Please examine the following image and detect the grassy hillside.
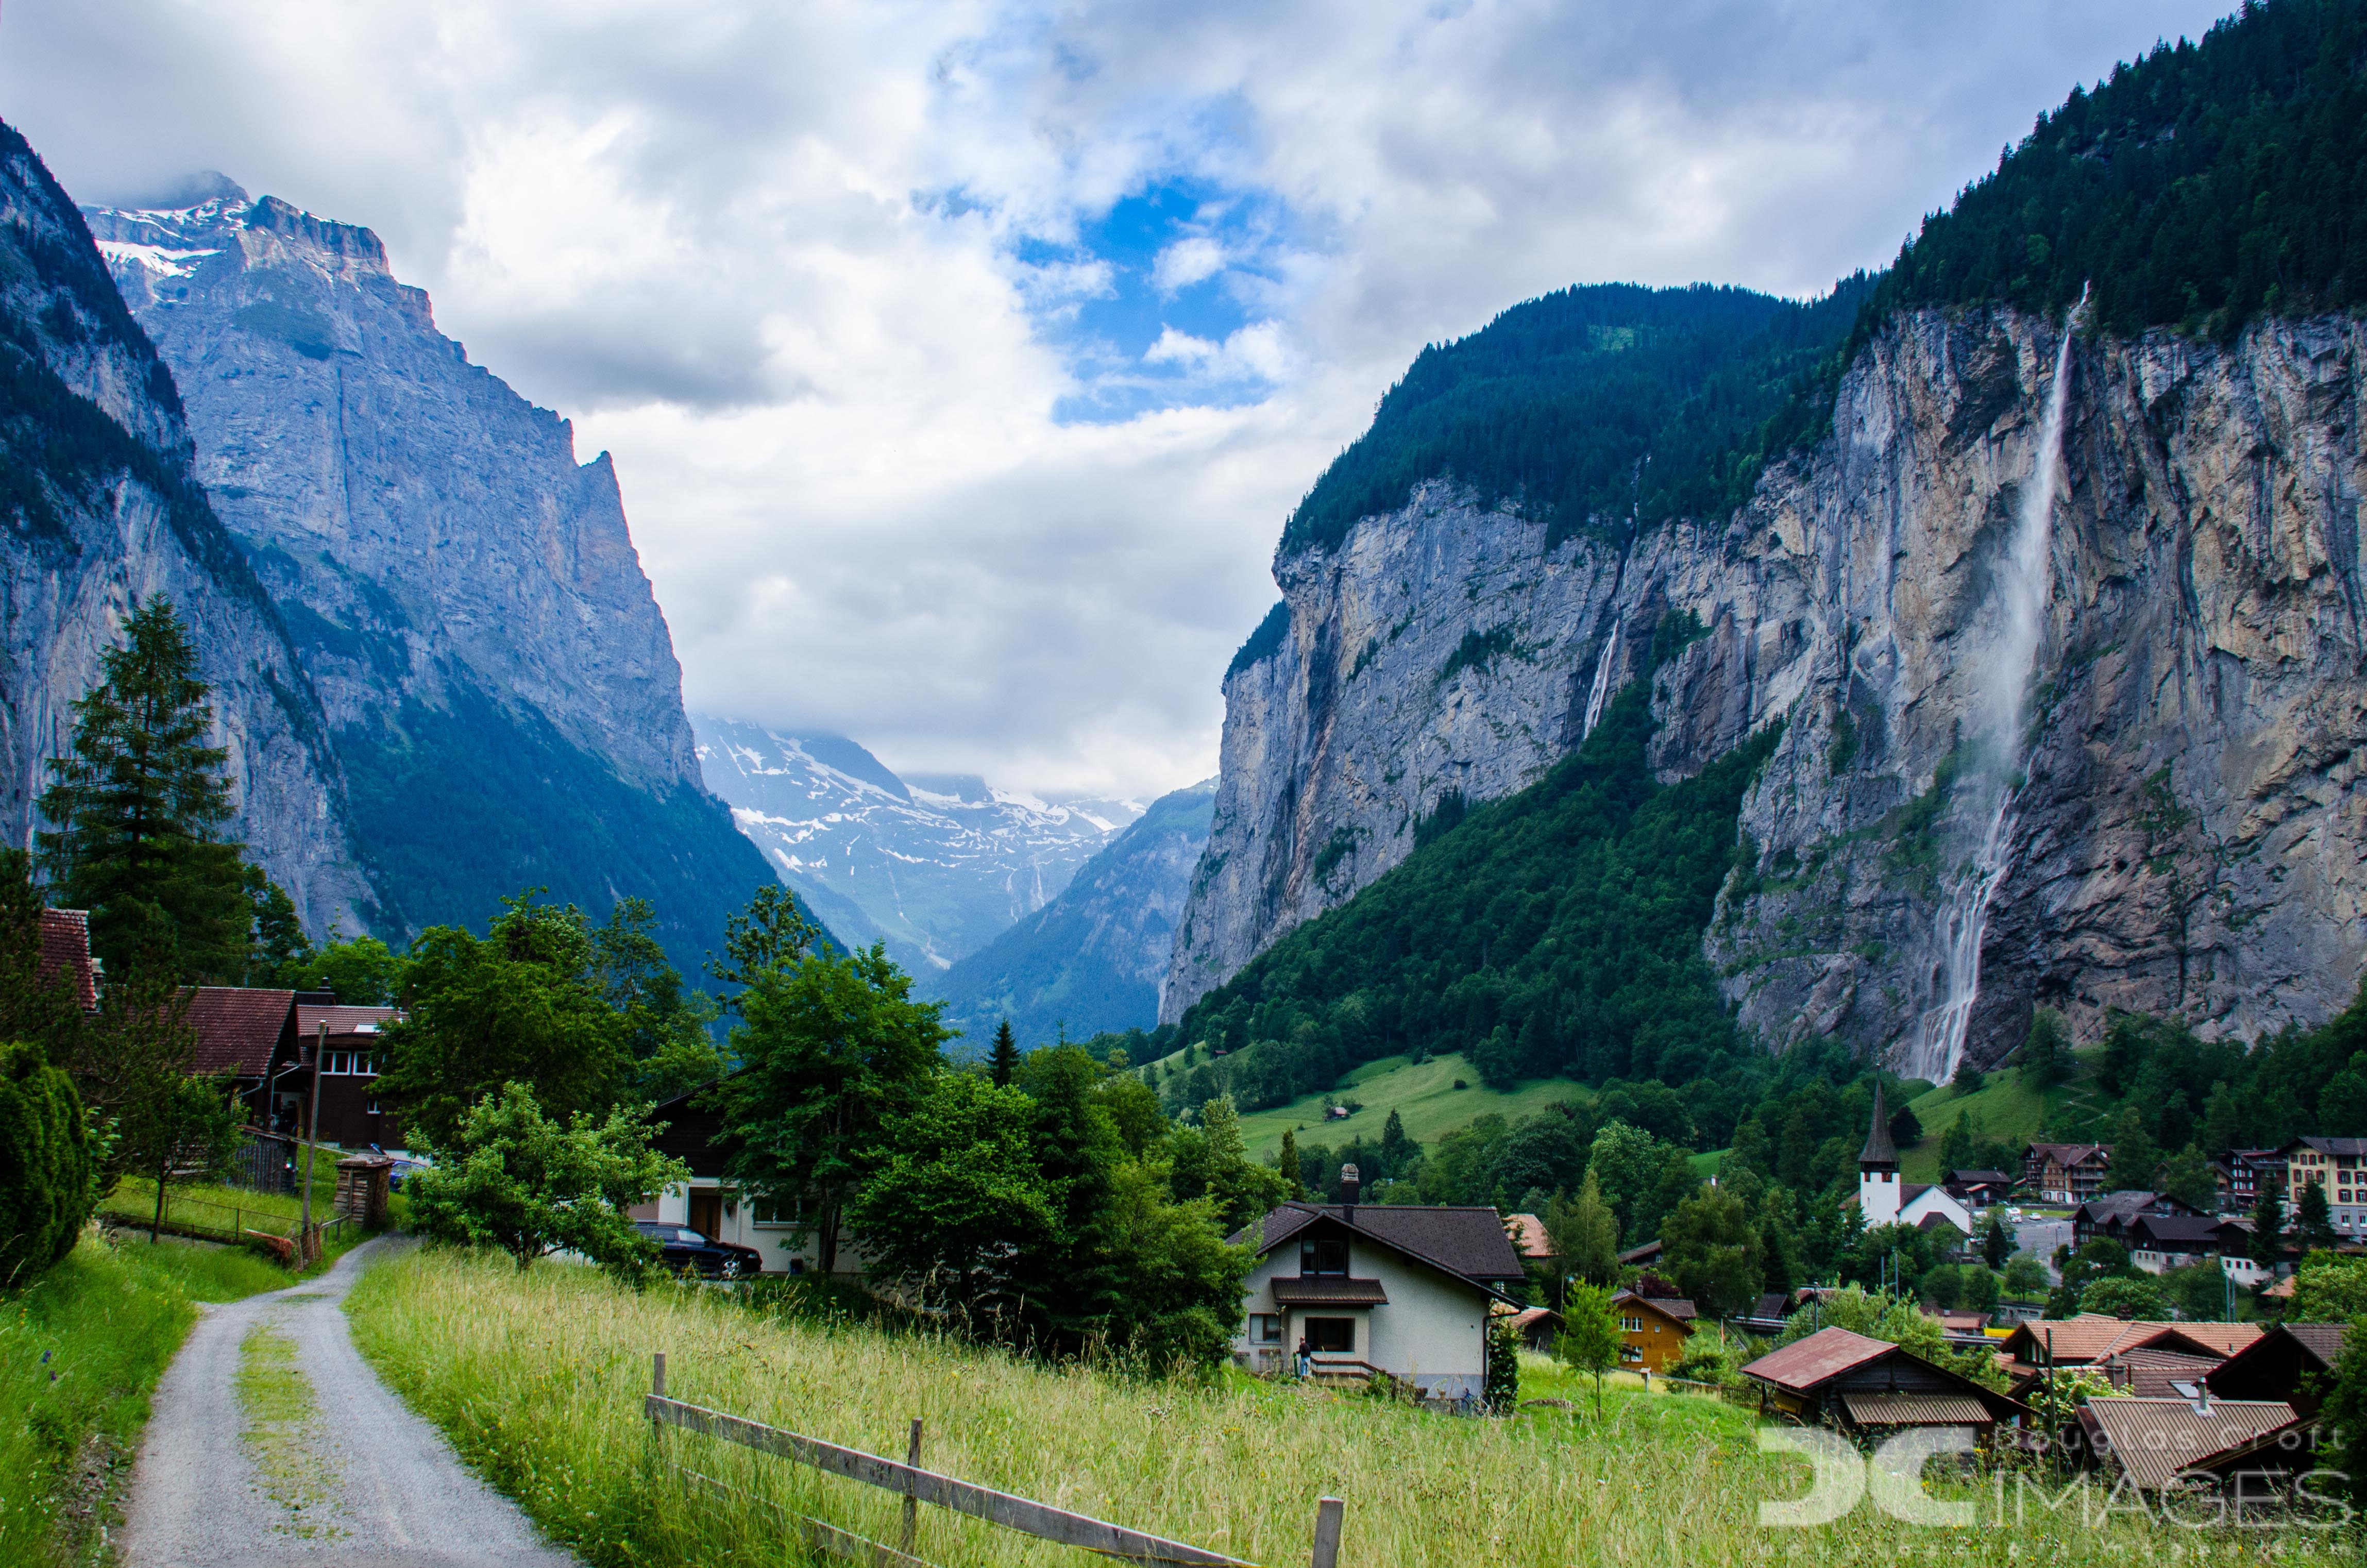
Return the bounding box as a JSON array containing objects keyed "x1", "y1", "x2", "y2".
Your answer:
[
  {"x1": 1899, "y1": 1047, "x2": 2115, "y2": 1183},
  {"x1": 348, "y1": 1245, "x2": 2338, "y2": 1568},
  {"x1": 1227, "y1": 1052, "x2": 1590, "y2": 1163}
]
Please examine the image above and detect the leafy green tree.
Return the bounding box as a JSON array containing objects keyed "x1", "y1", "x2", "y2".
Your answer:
[
  {"x1": 2158, "y1": 1144, "x2": 2217, "y2": 1213},
  {"x1": 68, "y1": 968, "x2": 206, "y2": 1190},
  {"x1": 1095, "y1": 1074, "x2": 1168, "y2": 1159},
  {"x1": 2325, "y1": 1324, "x2": 2367, "y2": 1508},
  {"x1": 1586, "y1": 1120, "x2": 1673, "y2": 1244},
  {"x1": 1950, "y1": 1060, "x2": 1984, "y2": 1095},
  {"x1": 2296, "y1": 1181, "x2": 2340, "y2": 1253},
  {"x1": 1661, "y1": 1181, "x2": 1763, "y2": 1319},
  {"x1": 1922, "y1": 1264, "x2": 1964, "y2": 1310},
  {"x1": 1096, "y1": 1160, "x2": 1255, "y2": 1371},
  {"x1": 406, "y1": 1082, "x2": 683, "y2": 1276},
  {"x1": 378, "y1": 895, "x2": 631, "y2": 1142},
  {"x1": 126, "y1": 1072, "x2": 242, "y2": 1242},
  {"x1": 0, "y1": 1040, "x2": 95, "y2": 1287},
  {"x1": 709, "y1": 883, "x2": 823, "y2": 1009},
  {"x1": 2159, "y1": 1261, "x2": 2239, "y2": 1323},
  {"x1": 1172, "y1": 1095, "x2": 1287, "y2": 1234},
  {"x1": 240, "y1": 865, "x2": 312, "y2": 986},
  {"x1": 1556, "y1": 1280, "x2": 1625, "y2": 1417},
  {"x1": 988, "y1": 1019, "x2": 1021, "y2": 1088},
  {"x1": 2021, "y1": 1008, "x2": 2070, "y2": 1088},
  {"x1": 1726, "y1": 1114, "x2": 1772, "y2": 1180},
  {"x1": 711, "y1": 941, "x2": 946, "y2": 1275},
  {"x1": 2107, "y1": 1104, "x2": 2161, "y2": 1193},
  {"x1": 594, "y1": 896, "x2": 722, "y2": 1103},
  {"x1": 2079, "y1": 1274, "x2": 2170, "y2": 1321},
  {"x1": 1981, "y1": 1211, "x2": 2015, "y2": 1271},
  {"x1": 846, "y1": 1071, "x2": 1053, "y2": 1314},
  {"x1": 1017, "y1": 1044, "x2": 1128, "y2": 1346},
  {"x1": 1548, "y1": 1167, "x2": 1621, "y2": 1288},
  {"x1": 37, "y1": 598, "x2": 246, "y2": 980},
  {"x1": 1483, "y1": 1310, "x2": 1520, "y2": 1413},
  {"x1": 1957, "y1": 1264, "x2": 2000, "y2": 1312},
  {"x1": 1844, "y1": 1223, "x2": 1936, "y2": 1300},
  {"x1": 2048, "y1": 1239, "x2": 2134, "y2": 1318},
  {"x1": 2286, "y1": 1253, "x2": 2367, "y2": 1322},
  {"x1": 299, "y1": 933, "x2": 402, "y2": 1006},
  {"x1": 2002, "y1": 1257, "x2": 2050, "y2": 1298}
]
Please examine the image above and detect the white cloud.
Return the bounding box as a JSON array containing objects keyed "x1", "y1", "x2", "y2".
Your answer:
[{"x1": 0, "y1": 0, "x2": 2236, "y2": 798}]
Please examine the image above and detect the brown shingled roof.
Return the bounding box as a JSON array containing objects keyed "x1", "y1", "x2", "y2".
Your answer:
[
  {"x1": 39, "y1": 908, "x2": 96, "y2": 1010},
  {"x1": 2001, "y1": 1317, "x2": 2258, "y2": 1367},
  {"x1": 184, "y1": 987, "x2": 296, "y2": 1078},
  {"x1": 296, "y1": 1003, "x2": 399, "y2": 1038}
]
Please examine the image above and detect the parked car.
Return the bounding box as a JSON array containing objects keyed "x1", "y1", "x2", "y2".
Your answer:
[{"x1": 634, "y1": 1221, "x2": 763, "y2": 1279}]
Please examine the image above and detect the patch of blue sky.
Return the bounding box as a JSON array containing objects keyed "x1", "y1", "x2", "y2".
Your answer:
[{"x1": 1009, "y1": 174, "x2": 1304, "y2": 424}]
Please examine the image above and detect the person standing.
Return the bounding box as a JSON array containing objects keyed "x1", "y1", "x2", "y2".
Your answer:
[{"x1": 1295, "y1": 1335, "x2": 1312, "y2": 1379}]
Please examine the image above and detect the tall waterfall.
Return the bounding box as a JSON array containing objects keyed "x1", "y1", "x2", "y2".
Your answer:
[
  {"x1": 1581, "y1": 620, "x2": 1622, "y2": 739},
  {"x1": 1901, "y1": 307, "x2": 2082, "y2": 1083}
]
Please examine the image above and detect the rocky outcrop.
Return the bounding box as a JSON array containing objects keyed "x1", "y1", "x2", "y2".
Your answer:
[
  {"x1": 81, "y1": 184, "x2": 776, "y2": 960},
  {"x1": 1168, "y1": 307, "x2": 2367, "y2": 1070},
  {"x1": 0, "y1": 126, "x2": 373, "y2": 932}
]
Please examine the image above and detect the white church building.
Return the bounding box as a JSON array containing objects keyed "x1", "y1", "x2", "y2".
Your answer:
[{"x1": 1855, "y1": 1086, "x2": 1975, "y2": 1242}]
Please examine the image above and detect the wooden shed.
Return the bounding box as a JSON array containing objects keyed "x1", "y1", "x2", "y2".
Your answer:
[{"x1": 1740, "y1": 1326, "x2": 2026, "y2": 1437}]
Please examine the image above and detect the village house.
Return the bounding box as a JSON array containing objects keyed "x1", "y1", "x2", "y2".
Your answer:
[
  {"x1": 2071, "y1": 1189, "x2": 2201, "y2": 1245},
  {"x1": 2210, "y1": 1148, "x2": 2285, "y2": 1213},
  {"x1": 2204, "y1": 1323, "x2": 2350, "y2": 1419},
  {"x1": 1740, "y1": 1326, "x2": 2025, "y2": 1440},
  {"x1": 1994, "y1": 1316, "x2": 2262, "y2": 1402},
  {"x1": 40, "y1": 908, "x2": 98, "y2": 1010},
  {"x1": 2275, "y1": 1136, "x2": 2367, "y2": 1239},
  {"x1": 2079, "y1": 1395, "x2": 2304, "y2": 1496},
  {"x1": 1941, "y1": 1169, "x2": 2014, "y2": 1210},
  {"x1": 2022, "y1": 1142, "x2": 2113, "y2": 1204},
  {"x1": 1229, "y1": 1165, "x2": 1528, "y2": 1400},
  {"x1": 639, "y1": 1082, "x2": 865, "y2": 1275},
  {"x1": 1608, "y1": 1288, "x2": 1694, "y2": 1372}
]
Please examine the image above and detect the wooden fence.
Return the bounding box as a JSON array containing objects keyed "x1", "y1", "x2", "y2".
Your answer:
[{"x1": 646, "y1": 1353, "x2": 1346, "y2": 1568}]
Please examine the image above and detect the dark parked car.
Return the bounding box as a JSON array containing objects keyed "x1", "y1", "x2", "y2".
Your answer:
[{"x1": 634, "y1": 1221, "x2": 763, "y2": 1279}]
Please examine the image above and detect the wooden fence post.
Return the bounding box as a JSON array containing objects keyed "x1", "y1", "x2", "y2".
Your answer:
[
  {"x1": 902, "y1": 1418, "x2": 924, "y2": 1554},
  {"x1": 1310, "y1": 1496, "x2": 1344, "y2": 1568},
  {"x1": 651, "y1": 1353, "x2": 667, "y2": 1445}
]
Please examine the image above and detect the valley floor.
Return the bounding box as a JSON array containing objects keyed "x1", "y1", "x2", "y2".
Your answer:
[{"x1": 347, "y1": 1246, "x2": 2348, "y2": 1567}]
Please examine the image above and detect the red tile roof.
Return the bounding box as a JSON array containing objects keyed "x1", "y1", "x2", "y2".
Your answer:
[
  {"x1": 1505, "y1": 1212, "x2": 1553, "y2": 1258},
  {"x1": 39, "y1": 909, "x2": 96, "y2": 1010},
  {"x1": 184, "y1": 987, "x2": 296, "y2": 1077}
]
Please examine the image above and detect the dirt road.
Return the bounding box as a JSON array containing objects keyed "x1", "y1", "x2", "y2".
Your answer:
[{"x1": 121, "y1": 1236, "x2": 581, "y2": 1567}]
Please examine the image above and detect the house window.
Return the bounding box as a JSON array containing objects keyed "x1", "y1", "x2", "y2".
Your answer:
[
  {"x1": 752, "y1": 1197, "x2": 802, "y2": 1228},
  {"x1": 1304, "y1": 1318, "x2": 1354, "y2": 1353},
  {"x1": 1249, "y1": 1313, "x2": 1283, "y2": 1345},
  {"x1": 1621, "y1": 1344, "x2": 1643, "y2": 1362},
  {"x1": 1622, "y1": 1316, "x2": 1644, "y2": 1333},
  {"x1": 1300, "y1": 1238, "x2": 1348, "y2": 1277},
  {"x1": 365, "y1": 1100, "x2": 381, "y2": 1116}
]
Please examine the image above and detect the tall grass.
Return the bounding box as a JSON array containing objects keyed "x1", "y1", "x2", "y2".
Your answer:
[
  {"x1": 347, "y1": 1247, "x2": 2346, "y2": 1567},
  {"x1": 0, "y1": 1230, "x2": 294, "y2": 1564}
]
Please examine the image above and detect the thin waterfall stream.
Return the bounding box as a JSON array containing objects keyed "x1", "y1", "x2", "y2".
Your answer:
[{"x1": 1901, "y1": 301, "x2": 2083, "y2": 1083}]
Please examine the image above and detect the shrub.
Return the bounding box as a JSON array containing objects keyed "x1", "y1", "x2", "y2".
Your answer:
[{"x1": 0, "y1": 1040, "x2": 94, "y2": 1288}]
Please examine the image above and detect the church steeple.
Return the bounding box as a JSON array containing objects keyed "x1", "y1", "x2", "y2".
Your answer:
[
  {"x1": 1859, "y1": 1085, "x2": 1900, "y2": 1172},
  {"x1": 1858, "y1": 1085, "x2": 1901, "y2": 1227}
]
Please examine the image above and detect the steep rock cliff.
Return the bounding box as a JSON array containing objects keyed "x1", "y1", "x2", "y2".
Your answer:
[
  {"x1": 1169, "y1": 307, "x2": 2367, "y2": 1072},
  {"x1": 82, "y1": 185, "x2": 778, "y2": 961},
  {"x1": 0, "y1": 126, "x2": 372, "y2": 932}
]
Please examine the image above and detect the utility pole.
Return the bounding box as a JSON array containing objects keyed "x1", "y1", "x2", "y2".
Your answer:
[{"x1": 300, "y1": 1021, "x2": 325, "y2": 1264}]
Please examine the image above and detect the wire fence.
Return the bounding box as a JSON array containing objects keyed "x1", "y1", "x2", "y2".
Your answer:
[{"x1": 96, "y1": 1185, "x2": 354, "y2": 1261}]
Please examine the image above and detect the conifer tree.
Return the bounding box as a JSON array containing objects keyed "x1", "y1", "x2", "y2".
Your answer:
[
  {"x1": 1276, "y1": 1127, "x2": 1305, "y2": 1201},
  {"x1": 37, "y1": 599, "x2": 246, "y2": 980},
  {"x1": 989, "y1": 1018, "x2": 1021, "y2": 1089}
]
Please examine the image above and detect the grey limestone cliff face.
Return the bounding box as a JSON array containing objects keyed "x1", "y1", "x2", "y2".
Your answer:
[
  {"x1": 78, "y1": 184, "x2": 775, "y2": 960},
  {"x1": 84, "y1": 190, "x2": 697, "y2": 788},
  {"x1": 1167, "y1": 307, "x2": 2367, "y2": 1071},
  {"x1": 0, "y1": 128, "x2": 373, "y2": 933}
]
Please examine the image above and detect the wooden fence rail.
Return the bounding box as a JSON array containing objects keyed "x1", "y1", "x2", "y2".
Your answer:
[{"x1": 647, "y1": 1353, "x2": 1345, "y2": 1568}]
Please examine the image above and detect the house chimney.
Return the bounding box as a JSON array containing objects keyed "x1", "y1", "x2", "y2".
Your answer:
[{"x1": 1339, "y1": 1163, "x2": 1361, "y2": 1213}]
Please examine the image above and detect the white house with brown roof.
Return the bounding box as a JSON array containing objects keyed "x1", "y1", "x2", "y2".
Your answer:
[
  {"x1": 1228, "y1": 1167, "x2": 1527, "y2": 1400},
  {"x1": 1856, "y1": 1087, "x2": 1972, "y2": 1240}
]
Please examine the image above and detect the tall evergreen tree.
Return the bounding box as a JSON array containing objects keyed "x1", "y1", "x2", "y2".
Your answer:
[
  {"x1": 2253, "y1": 1175, "x2": 2289, "y2": 1267},
  {"x1": 37, "y1": 599, "x2": 246, "y2": 980},
  {"x1": 989, "y1": 1018, "x2": 1021, "y2": 1089},
  {"x1": 1275, "y1": 1127, "x2": 1305, "y2": 1201}
]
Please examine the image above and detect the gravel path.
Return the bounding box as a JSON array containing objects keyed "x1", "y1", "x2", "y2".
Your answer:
[{"x1": 121, "y1": 1235, "x2": 582, "y2": 1568}]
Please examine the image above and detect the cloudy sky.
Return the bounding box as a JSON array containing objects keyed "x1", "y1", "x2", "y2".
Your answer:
[{"x1": 1, "y1": 0, "x2": 2231, "y2": 801}]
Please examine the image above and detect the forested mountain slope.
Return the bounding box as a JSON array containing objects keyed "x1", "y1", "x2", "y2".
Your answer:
[
  {"x1": 1168, "y1": 0, "x2": 2367, "y2": 1080},
  {"x1": 0, "y1": 125, "x2": 373, "y2": 932}
]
